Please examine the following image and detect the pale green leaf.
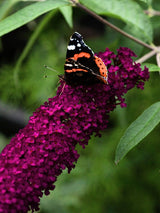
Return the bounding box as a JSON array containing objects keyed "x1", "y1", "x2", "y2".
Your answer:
[
  {"x1": 115, "y1": 102, "x2": 160, "y2": 164},
  {"x1": 59, "y1": 5, "x2": 73, "y2": 28},
  {"x1": 0, "y1": 0, "x2": 20, "y2": 20},
  {"x1": 137, "y1": 0, "x2": 152, "y2": 5},
  {"x1": 0, "y1": 0, "x2": 69, "y2": 37},
  {"x1": 80, "y1": 0, "x2": 153, "y2": 43},
  {"x1": 141, "y1": 63, "x2": 160, "y2": 72}
]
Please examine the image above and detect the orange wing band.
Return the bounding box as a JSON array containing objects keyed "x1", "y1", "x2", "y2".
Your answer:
[
  {"x1": 94, "y1": 56, "x2": 108, "y2": 84},
  {"x1": 72, "y1": 52, "x2": 91, "y2": 61},
  {"x1": 65, "y1": 68, "x2": 88, "y2": 73}
]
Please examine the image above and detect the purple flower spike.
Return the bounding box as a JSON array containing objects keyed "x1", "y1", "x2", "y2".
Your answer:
[{"x1": 0, "y1": 47, "x2": 149, "y2": 212}]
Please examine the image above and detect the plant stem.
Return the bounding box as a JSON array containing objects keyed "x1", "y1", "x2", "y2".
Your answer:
[
  {"x1": 13, "y1": 10, "x2": 56, "y2": 87},
  {"x1": 70, "y1": 0, "x2": 155, "y2": 51},
  {"x1": 136, "y1": 49, "x2": 157, "y2": 63},
  {"x1": 144, "y1": 9, "x2": 160, "y2": 16}
]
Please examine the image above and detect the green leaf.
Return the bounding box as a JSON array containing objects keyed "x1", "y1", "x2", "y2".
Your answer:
[
  {"x1": 138, "y1": 0, "x2": 152, "y2": 5},
  {"x1": 59, "y1": 5, "x2": 73, "y2": 28},
  {"x1": 141, "y1": 63, "x2": 160, "y2": 72},
  {"x1": 0, "y1": 0, "x2": 19, "y2": 21},
  {"x1": 115, "y1": 102, "x2": 160, "y2": 164},
  {"x1": 80, "y1": 0, "x2": 153, "y2": 43},
  {"x1": 0, "y1": 0, "x2": 69, "y2": 37}
]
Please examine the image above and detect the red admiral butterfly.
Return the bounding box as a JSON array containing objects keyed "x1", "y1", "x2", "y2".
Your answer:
[{"x1": 63, "y1": 32, "x2": 108, "y2": 86}]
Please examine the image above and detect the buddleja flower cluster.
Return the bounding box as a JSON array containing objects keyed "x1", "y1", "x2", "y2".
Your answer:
[{"x1": 0, "y1": 47, "x2": 149, "y2": 212}]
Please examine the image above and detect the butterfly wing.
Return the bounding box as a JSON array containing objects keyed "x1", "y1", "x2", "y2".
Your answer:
[{"x1": 66, "y1": 32, "x2": 94, "y2": 58}]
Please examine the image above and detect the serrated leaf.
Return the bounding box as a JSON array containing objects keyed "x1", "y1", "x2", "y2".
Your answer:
[
  {"x1": 59, "y1": 5, "x2": 73, "y2": 28},
  {"x1": 141, "y1": 63, "x2": 160, "y2": 72},
  {"x1": 0, "y1": 0, "x2": 69, "y2": 37},
  {"x1": 115, "y1": 102, "x2": 160, "y2": 164},
  {"x1": 80, "y1": 0, "x2": 153, "y2": 43}
]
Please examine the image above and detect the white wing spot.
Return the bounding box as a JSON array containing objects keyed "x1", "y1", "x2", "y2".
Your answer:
[
  {"x1": 77, "y1": 43, "x2": 81, "y2": 47},
  {"x1": 68, "y1": 45, "x2": 76, "y2": 50},
  {"x1": 65, "y1": 64, "x2": 73, "y2": 67}
]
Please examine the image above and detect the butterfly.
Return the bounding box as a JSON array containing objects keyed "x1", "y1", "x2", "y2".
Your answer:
[{"x1": 62, "y1": 32, "x2": 108, "y2": 86}]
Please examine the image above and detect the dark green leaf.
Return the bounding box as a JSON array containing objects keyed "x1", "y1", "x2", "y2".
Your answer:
[{"x1": 115, "y1": 102, "x2": 160, "y2": 164}]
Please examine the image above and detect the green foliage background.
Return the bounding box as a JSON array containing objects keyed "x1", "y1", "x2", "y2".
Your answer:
[{"x1": 0, "y1": 0, "x2": 159, "y2": 212}]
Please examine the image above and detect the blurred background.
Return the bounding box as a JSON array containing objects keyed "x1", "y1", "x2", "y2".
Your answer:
[{"x1": 0, "y1": 0, "x2": 159, "y2": 212}]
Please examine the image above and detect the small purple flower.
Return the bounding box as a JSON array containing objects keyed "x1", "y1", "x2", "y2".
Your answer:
[{"x1": 0, "y1": 47, "x2": 149, "y2": 212}]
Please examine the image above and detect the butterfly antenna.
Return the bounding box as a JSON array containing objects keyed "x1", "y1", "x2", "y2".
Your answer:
[{"x1": 44, "y1": 65, "x2": 59, "y2": 74}]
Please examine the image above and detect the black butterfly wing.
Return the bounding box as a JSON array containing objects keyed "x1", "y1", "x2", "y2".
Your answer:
[{"x1": 66, "y1": 32, "x2": 94, "y2": 58}]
